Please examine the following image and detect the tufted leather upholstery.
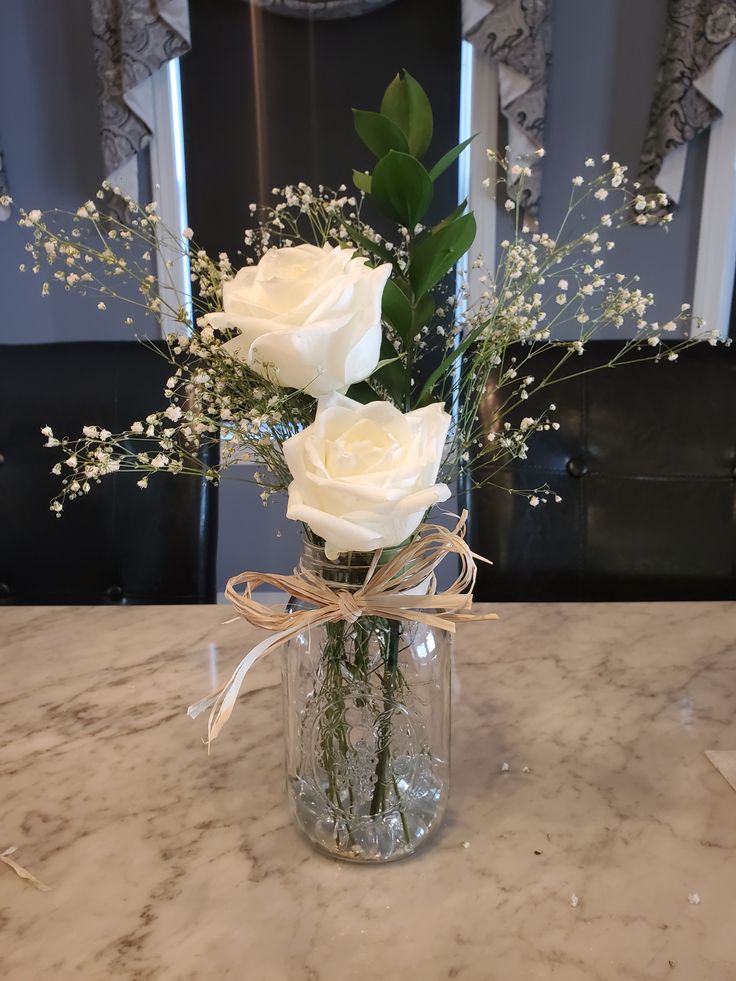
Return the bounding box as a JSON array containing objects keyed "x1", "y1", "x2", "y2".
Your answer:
[
  {"x1": 0, "y1": 342, "x2": 218, "y2": 604},
  {"x1": 466, "y1": 341, "x2": 736, "y2": 601}
]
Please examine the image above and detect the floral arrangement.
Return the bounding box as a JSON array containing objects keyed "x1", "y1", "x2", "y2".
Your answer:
[{"x1": 12, "y1": 71, "x2": 724, "y2": 862}]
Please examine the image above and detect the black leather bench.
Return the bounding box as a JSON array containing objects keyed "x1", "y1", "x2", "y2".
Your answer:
[
  {"x1": 0, "y1": 341, "x2": 218, "y2": 604},
  {"x1": 466, "y1": 341, "x2": 736, "y2": 601}
]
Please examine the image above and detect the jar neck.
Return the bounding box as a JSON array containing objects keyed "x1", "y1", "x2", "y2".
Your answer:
[{"x1": 299, "y1": 538, "x2": 404, "y2": 590}]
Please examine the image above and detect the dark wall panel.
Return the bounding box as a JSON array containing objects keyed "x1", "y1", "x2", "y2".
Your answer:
[{"x1": 180, "y1": 0, "x2": 462, "y2": 261}]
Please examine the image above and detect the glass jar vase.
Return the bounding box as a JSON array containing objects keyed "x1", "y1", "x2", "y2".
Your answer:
[{"x1": 281, "y1": 540, "x2": 452, "y2": 863}]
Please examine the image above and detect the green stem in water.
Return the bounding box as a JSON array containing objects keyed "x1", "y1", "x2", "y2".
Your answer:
[{"x1": 370, "y1": 620, "x2": 404, "y2": 825}]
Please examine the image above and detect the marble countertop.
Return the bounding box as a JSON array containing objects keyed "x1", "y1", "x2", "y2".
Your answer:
[{"x1": 1, "y1": 603, "x2": 736, "y2": 980}]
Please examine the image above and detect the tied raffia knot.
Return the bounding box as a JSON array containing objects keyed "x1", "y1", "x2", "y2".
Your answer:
[
  {"x1": 187, "y1": 511, "x2": 498, "y2": 750},
  {"x1": 335, "y1": 590, "x2": 363, "y2": 625}
]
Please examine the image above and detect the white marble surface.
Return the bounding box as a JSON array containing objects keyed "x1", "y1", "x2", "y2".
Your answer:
[{"x1": 1, "y1": 602, "x2": 736, "y2": 980}]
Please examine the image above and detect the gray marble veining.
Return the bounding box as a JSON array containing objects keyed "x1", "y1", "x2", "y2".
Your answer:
[{"x1": 1, "y1": 602, "x2": 735, "y2": 980}]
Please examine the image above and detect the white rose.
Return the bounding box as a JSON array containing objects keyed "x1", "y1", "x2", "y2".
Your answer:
[
  {"x1": 283, "y1": 393, "x2": 451, "y2": 559},
  {"x1": 205, "y1": 243, "x2": 391, "y2": 397}
]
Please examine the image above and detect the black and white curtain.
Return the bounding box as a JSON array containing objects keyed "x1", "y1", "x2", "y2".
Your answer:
[
  {"x1": 90, "y1": 0, "x2": 191, "y2": 177},
  {"x1": 639, "y1": 0, "x2": 736, "y2": 207},
  {"x1": 463, "y1": 0, "x2": 552, "y2": 218}
]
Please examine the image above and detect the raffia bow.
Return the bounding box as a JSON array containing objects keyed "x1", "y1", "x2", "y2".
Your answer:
[{"x1": 187, "y1": 512, "x2": 498, "y2": 749}]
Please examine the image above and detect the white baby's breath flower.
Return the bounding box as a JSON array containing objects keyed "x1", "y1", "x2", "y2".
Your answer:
[
  {"x1": 504, "y1": 199, "x2": 515, "y2": 212},
  {"x1": 137, "y1": 477, "x2": 149, "y2": 489},
  {"x1": 572, "y1": 176, "x2": 584, "y2": 187},
  {"x1": 130, "y1": 421, "x2": 144, "y2": 434},
  {"x1": 164, "y1": 404, "x2": 183, "y2": 422},
  {"x1": 151, "y1": 453, "x2": 169, "y2": 468}
]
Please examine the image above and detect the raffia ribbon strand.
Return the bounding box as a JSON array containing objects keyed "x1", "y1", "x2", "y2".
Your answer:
[
  {"x1": 1, "y1": 847, "x2": 51, "y2": 892},
  {"x1": 187, "y1": 511, "x2": 498, "y2": 749}
]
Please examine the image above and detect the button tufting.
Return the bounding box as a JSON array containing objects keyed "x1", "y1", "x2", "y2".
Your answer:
[
  {"x1": 566, "y1": 458, "x2": 588, "y2": 478},
  {"x1": 0, "y1": 452, "x2": 5, "y2": 465},
  {"x1": 0, "y1": 583, "x2": 9, "y2": 597},
  {"x1": 106, "y1": 585, "x2": 123, "y2": 601}
]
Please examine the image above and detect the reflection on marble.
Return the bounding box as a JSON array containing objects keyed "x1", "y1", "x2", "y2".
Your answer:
[{"x1": 1, "y1": 602, "x2": 736, "y2": 980}]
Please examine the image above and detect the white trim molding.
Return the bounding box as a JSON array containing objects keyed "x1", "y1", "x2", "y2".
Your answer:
[
  {"x1": 149, "y1": 58, "x2": 192, "y2": 337},
  {"x1": 460, "y1": 40, "x2": 499, "y2": 302},
  {"x1": 105, "y1": 59, "x2": 192, "y2": 338},
  {"x1": 691, "y1": 41, "x2": 736, "y2": 339}
]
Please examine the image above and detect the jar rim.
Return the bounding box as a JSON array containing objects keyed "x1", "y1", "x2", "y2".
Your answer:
[{"x1": 299, "y1": 537, "x2": 407, "y2": 585}]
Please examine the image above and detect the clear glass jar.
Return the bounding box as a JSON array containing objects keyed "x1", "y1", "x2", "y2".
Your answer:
[{"x1": 281, "y1": 540, "x2": 452, "y2": 863}]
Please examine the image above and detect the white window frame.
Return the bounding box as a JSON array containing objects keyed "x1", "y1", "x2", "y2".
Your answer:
[
  {"x1": 691, "y1": 41, "x2": 736, "y2": 339},
  {"x1": 458, "y1": 39, "x2": 498, "y2": 295},
  {"x1": 149, "y1": 58, "x2": 192, "y2": 337}
]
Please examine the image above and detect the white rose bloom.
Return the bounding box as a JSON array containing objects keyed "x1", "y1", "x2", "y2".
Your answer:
[
  {"x1": 206, "y1": 243, "x2": 391, "y2": 397},
  {"x1": 283, "y1": 393, "x2": 451, "y2": 559}
]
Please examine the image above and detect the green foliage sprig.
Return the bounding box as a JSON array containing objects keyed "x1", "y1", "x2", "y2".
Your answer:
[{"x1": 350, "y1": 70, "x2": 477, "y2": 410}]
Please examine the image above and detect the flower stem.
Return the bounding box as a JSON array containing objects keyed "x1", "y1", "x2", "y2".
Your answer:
[{"x1": 370, "y1": 620, "x2": 403, "y2": 822}]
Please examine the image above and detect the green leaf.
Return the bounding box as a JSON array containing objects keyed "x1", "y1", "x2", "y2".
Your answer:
[
  {"x1": 352, "y1": 169, "x2": 372, "y2": 194},
  {"x1": 375, "y1": 354, "x2": 402, "y2": 371},
  {"x1": 341, "y1": 219, "x2": 396, "y2": 267},
  {"x1": 419, "y1": 199, "x2": 468, "y2": 238},
  {"x1": 380, "y1": 70, "x2": 433, "y2": 158},
  {"x1": 409, "y1": 212, "x2": 476, "y2": 298},
  {"x1": 344, "y1": 381, "x2": 377, "y2": 404},
  {"x1": 353, "y1": 109, "x2": 409, "y2": 158},
  {"x1": 429, "y1": 136, "x2": 475, "y2": 181},
  {"x1": 382, "y1": 278, "x2": 413, "y2": 341},
  {"x1": 371, "y1": 336, "x2": 407, "y2": 404},
  {"x1": 412, "y1": 291, "x2": 436, "y2": 332},
  {"x1": 371, "y1": 150, "x2": 433, "y2": 228}
]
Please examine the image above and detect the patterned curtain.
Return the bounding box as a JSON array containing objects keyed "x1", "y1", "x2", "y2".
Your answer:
[
  {"x1": 248, "y1": 0, "x2": 397, "y2": 18},
  {"x1": 90, "y1": 0, "x2": 191, "y2": 177},
  {"x1": 463, "y1": 0, "x2": 552, "y2": 219},
  {"x1": 638, "y1": 0, "x2": 736, "y2": 208}
]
